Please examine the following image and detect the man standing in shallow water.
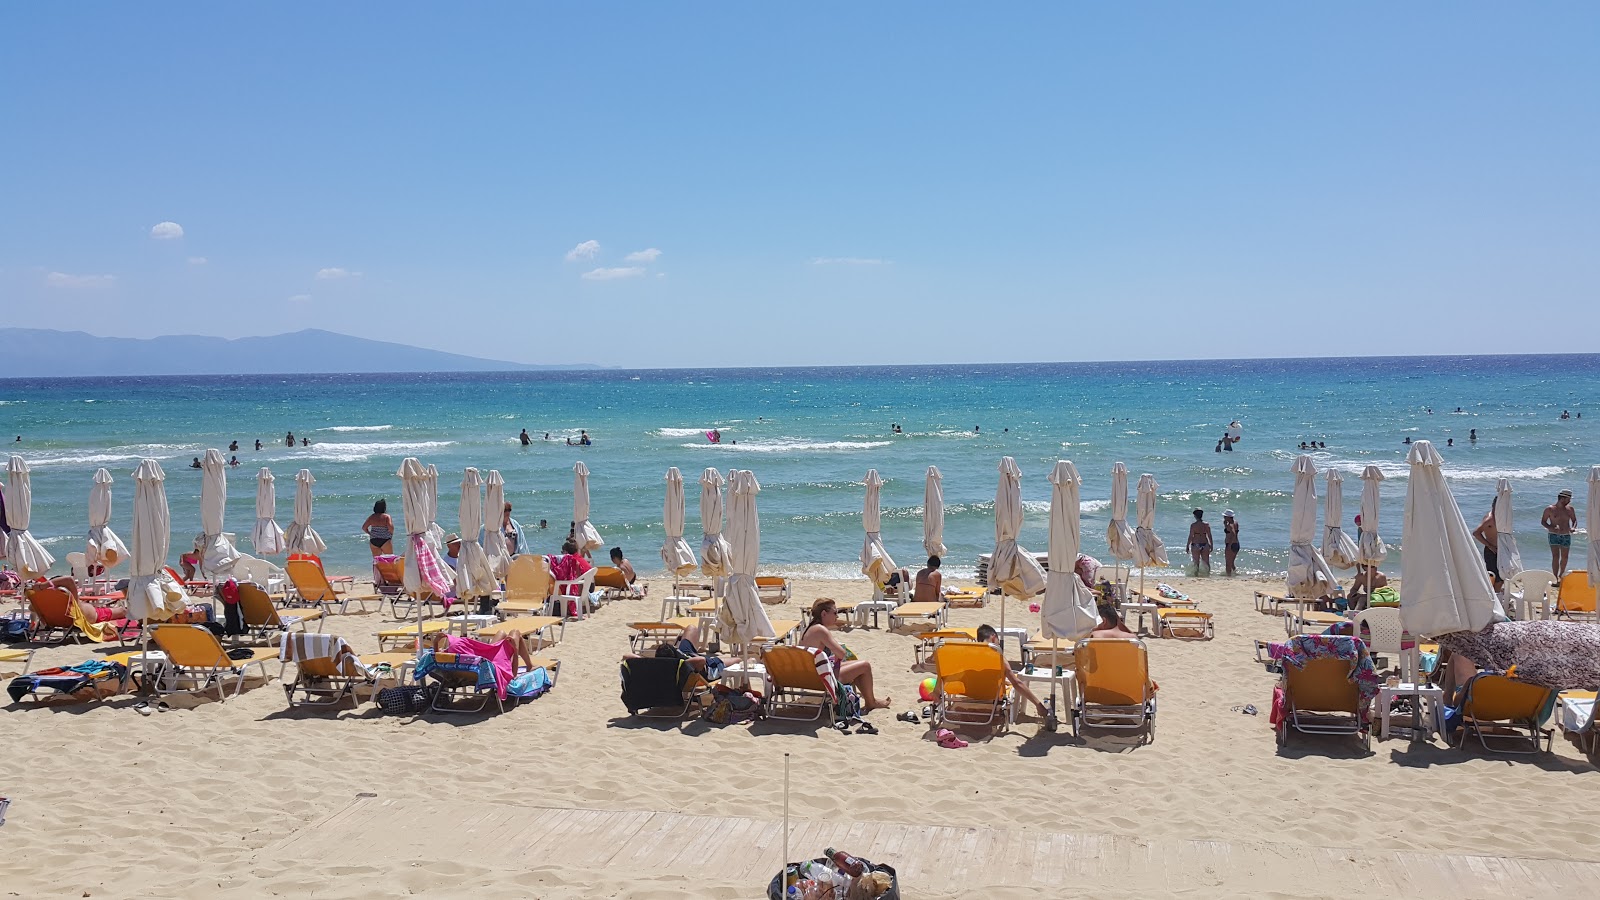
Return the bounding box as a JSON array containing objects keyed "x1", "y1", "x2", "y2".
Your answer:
[{"x1": 1542, "y1": 489, "x2": 1578, "y2": 578}]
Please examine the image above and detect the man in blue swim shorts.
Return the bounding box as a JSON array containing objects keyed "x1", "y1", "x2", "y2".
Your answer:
[{"x1": 1541, "y1": 489, "x2": 1577, "y2": 578}]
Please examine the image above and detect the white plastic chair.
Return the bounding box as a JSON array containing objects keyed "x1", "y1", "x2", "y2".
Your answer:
[
  {"x1": 1352, "y1": 606, "x2": 1416, "y2": 682},
  {"x1": 548, "y1": 568, "x2": 597, "y2": 619},
  {"x1": 1505, "y1": 569, "x2": 1556, "y2": 621}
]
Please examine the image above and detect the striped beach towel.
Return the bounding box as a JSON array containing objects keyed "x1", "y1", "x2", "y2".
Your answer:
[{"x1": 280, "y1": 632, "x2": 369, "y2": 677}]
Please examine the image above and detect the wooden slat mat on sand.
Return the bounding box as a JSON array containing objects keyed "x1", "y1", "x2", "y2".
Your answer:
[{"x1": 265, "y1": 798, "x2": 1600, "y2": 897}]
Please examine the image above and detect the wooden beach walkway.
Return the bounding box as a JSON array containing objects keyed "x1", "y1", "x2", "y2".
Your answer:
[{"x1": 264, "y1": 797, "x2": 1600, "y2": 897}]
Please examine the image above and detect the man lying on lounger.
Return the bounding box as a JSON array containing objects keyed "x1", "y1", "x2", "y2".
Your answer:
[{"x1": 624, "y1": 623, "x2": 725, "y2": 681}]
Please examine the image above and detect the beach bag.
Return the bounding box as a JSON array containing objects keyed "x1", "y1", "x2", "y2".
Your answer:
[
  {"x1": 376, "y1": 685, "x2": 429, "y2": 714},
  {"x1": 218, "y1": 580, "x2": 248, "y2": 636},
  {"x1": 1, "y1": 616, "x2": 29, "y2": 644},
  {"x1": 703, "y1": 684, "x2": 764, "y2": 725},
  {"x1": 835, "y1": 684, "x2": 863, "y2": 721}
]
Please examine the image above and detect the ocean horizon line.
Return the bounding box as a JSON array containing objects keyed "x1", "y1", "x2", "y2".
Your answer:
[{"x1": 5, "y1": 350, "x2": 1600, "y2": 384}]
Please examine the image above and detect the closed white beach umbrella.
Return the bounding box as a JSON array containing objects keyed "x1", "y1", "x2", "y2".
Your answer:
[
  {"x1": 283, "y1": 469, "x2": 327, "y2": 555},
  {"x1": 1357, "y1": 466, "x2": 1388, "y2": 566},
  {"x1": 1133, "y1": 473, "x2": 1169, "y2": 568},
  {"x1": 127, "y1": 459, "x2": 186, "y2": 622},
  {"x1": 572, "y1": 461, "x2": 603, "y2": 552},
  {"x1": 1322, "y1": 469, "x2": 1360, "y2": 570},
  {"x1": 86, "y1": 468, "x2": 128, "y2": 570},
  {"x1": 661, "y1": 467, "x2": 697, "y2": 576},
  {"x1": 483, "y1": 469, "x2": 511, "y2": 578},
  {"x1": 423, "y1": 463, "x2": 445, "y2": 551},
  {"x1": 1400, "y1": 440, "x2": 1503, "y2": 637},
  {"x1": 5, "y1": 455, "x2": 54, "y2": 577},
  {"x1": 860, "y1": 469, "x2": 897, "y2": 584},
  {"x1": 252, "y1": 468, "x2": 286, "y2": 557},
  {"x1": 1287, "y1": 456, "x2": 1336, "y2": 599},
  {"x1": 699, "y1": 467, "x2": 732, "y2": 577},
  {"x1": 991, "y1": 457, "x2": 1046, "y2": 599},
  {"x1": 1588, "y1": 468, "x2": 1600, "y2": 592},
  {"x1": 923, "y1": 466, "x2": 947, "y2": 559},
  {"x1": 993, "y1": 457, "x2": 1045, "y2": 653},
  {"x1": 1493, "y1": 478, "x2": 1524, "y2": 584},
  {"x1": 398, "y1": 457, "x2": 451, "y2": 598},
  {"x1": 454, "y1": 467, "x2": 496, "y2": 599},
  {"x1": 717, "y1": 469, "x2": 774, "y2": 648},
  {"x1": 1106, "y1": 462, "x2": 1137, "y2": 564},
  {"x1": 1044, "y1": 461, "x2": 1100, "y2": 641},
  {"x1": 198, "y1": 449, "x2": 241, "y2": 579}
]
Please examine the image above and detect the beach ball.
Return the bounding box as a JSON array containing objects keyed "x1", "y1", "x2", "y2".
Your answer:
[{"x1": 918, "y1": 676, "x2": 940, "y2": 702}]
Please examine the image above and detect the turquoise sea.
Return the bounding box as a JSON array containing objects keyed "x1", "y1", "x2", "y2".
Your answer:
[{"x1": 1, "y1": 356, "x2": 1595, "y2": 580}]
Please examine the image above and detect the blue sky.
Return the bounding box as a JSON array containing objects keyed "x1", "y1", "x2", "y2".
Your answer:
[{"x1": 3, "y1": 4, "x2": 1596, "y2": 368}]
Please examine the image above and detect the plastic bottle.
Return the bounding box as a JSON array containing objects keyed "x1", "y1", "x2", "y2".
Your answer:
[{"x1": 825, "y1": 847, "x2": 866, "y2": 878}]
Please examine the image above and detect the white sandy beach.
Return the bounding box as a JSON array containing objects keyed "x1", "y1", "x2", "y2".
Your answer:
[{"x1": 5, "y1": 574, "x2": 1600, "y2": 899}]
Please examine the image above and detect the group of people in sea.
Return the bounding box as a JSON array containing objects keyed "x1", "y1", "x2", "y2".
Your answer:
[
  {"x1": 1473, "y1": 487, "x2": 1583, "y2": 584},
  {"x1": 183, "y1": 433, "x2": 311, "y2": 471},
  {"x1": 519, "y1": 428, "x2": 590, "y2": 446}
]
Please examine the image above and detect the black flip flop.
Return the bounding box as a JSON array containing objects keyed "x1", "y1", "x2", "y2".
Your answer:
[
  {"x1": 833, "y1": 719, "x2": 852, "y2": 733},
  {"x1": 856, "y1": 721, "x2": 879, "y2": 735},
  {"x1": 896, "y1": 711, "x2": 920, "y2": 724}
]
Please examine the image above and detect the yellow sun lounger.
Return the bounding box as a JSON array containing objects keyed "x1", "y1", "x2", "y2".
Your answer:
[
  {"x1": 1157, "y1": 607, "x2": 1214, "y2": 640},
  {"x1": 1455, "y1": 674, "x2": 1556, "y2": 754},
  {"x1": 376, "y1": 620, "x2": 449, "y2": 652},
  {"x1": 889, "y1": 601, "x2": 947, "y2": 632},
  {"x1": 498, "y1": 555, "x2": 554, "y2": 616},
  {"x1": 762, "y1": 645, "x2": 835, "y2": 722},
  {"x1": 942, "y1": 587, "x2": 988, "y2": 609},
  {"x1": 627, "y1": 618, "x2": 700, "y2": 652},
  {"x1": 0, "y1": 647, "x2": 36, "y2": 675},
  {"x1": 239, "y1": 583, "x2": 323, "y2": 641},
  {"x1": 476, "y1": 615, "x2": 564, "y2": 650},
  {"x1": 151, "y1": 624, "x2": 278, "y2": 702},
  {"x1": 914, "y1": 626, "x2": 980, "y2": 667},
  {"x1": 279, "y1": 632, "x2": 373, "y2": 708},
  {"x1": 1072, "y1": 637, "x2": 1156, "y2": 740},
  {"x1": 286, "y1": 559, "x2": 382, "y2": 615},
  {"x1": 933, "y1": 641, "x2": 1014, "y2": 731},
  {"x1": 757, "y1": 576, "x2": 791, "y2": 604}
]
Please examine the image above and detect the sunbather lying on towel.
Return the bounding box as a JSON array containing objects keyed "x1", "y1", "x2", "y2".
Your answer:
[
  {"x1": 43, "y1": 576, "x2": 129, "y2": 624},
  {"x1": 423, "y1": 631, "x2": 541, "y2": 698},
  {"x1": 624, "y1": 623, "x2": 724, "y2": 680}
]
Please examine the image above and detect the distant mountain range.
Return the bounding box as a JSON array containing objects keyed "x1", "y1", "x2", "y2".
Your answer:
[{"x1": 1, "y1": 329, "x2": 599, "y2": 377}]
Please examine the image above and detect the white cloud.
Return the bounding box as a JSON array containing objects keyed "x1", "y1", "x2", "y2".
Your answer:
[
  {"x1": 288, "y1": 293, "x2": 313, "y2": 303},
  {"x1": 581, "y1": 266, "x2": 646, "y2": 281},
  {"x1": 624, "y1": 247, "x2": 662, "y2": 264},
  {"x1": 188, "y1": 256, "x2": 207, "y2": 266},
  {"x1": 315, "y1": 267, "x2": 361, "y2": 280},
  {"x1": 45, "y1": 271, "x2": 116, "y2": 288},
  {"x1": 150, "y1": 221, "x2": 184, "y2": 240},
  {"x1": 565, "y1": 240, "x2": 601, "y2": 262},
  {"x1": 810, "y1": 257, "x2": 889, "y2": 266}
]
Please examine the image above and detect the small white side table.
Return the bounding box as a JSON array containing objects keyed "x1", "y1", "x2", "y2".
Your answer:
[
  {"x1": 126, "y1": 651, "x2": 171, "y2": 692},
  {"x1": 448, "y1": 614, "x2": 497, "y2": 635},
  {"x1": 1119, "y1": 602, "x2": 1160, "y2": 636},
  {"x1": 1377, "y1": 683, "x2": 1444, "y2": 740},
  {"x1": 854, "y1": 600, "x2": 897, "y2": 630}
]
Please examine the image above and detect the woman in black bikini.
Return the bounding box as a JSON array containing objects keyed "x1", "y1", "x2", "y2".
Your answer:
[
  {"x1": 1222, "y1": 510, "x2": 1240, "y2": 576},
  {"x1": 1186, "y1": 508, "x2": 1213, "y2": 575},
  {"x1": 362, "y1": 498, "x2": 394, "y2": 556}
]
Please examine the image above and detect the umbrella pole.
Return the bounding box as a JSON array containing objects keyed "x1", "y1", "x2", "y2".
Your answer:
[
  {"x1": 1048, "y1": 636, "x2": 1060, "y2": 732},
  {"x1": 782, "y1": 751, "x2": 791, "y2": 880}
]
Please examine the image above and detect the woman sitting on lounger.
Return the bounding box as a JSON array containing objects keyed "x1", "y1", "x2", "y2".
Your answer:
[{"x1": 799, "y1": 598, "x2": 890, "y2": 712}]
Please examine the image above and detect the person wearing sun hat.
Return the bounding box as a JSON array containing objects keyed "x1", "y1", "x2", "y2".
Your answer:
[
  {"x1": 1541, "y1": 489, "x2": 1578, "y2": 578},
  {"x1": 1222, "y1": 509, "x2": 1240, "y2": 576}
]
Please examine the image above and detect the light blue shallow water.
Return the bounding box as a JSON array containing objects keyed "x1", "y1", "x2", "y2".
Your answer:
[{"x1": 1, "y1": 356, "x2": 1595, "y2": 580}]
